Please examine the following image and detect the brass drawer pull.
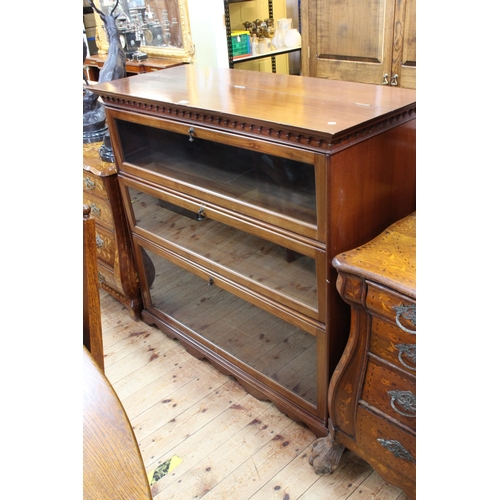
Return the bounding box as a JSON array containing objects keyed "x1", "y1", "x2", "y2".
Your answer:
[
  {"x1": 394, "y1": 303, "x2": 416, "y2": 334},
  {"x1": 377, "y1": 439, "x2": 415, "y2": 463},
  {"x1": 388, "y1": 390, "x2": 416, "y2": 417},
  {"x1": 395, "y1": 343, "x2": 416, "y2": 371},
  {"x1": 197, "y1": 206, "x2": 206, "y2": 221},
  {"x1": 90, "y1": 203, "x2": 101, "y2": 217},
  {"x1": 83, "y1": 176, "x2": 95, "y2": 189},
  {"x1": 95, "y1": 234, "x2": 104, "y2": 249},
  {"x1": 188, "y1": 126, "x2": 195, "y2": 142}
]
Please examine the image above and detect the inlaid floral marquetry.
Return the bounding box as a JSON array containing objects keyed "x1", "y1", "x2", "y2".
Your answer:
[
  {"x1": 83, "y1": 141, "x2": 142, "y2": 320},
  {"x1": 334, "y1": 212, "x2": 416, "y2": 299},
  {"x1": 311, "y1": 213, "x2": 416, "y2": 499}
]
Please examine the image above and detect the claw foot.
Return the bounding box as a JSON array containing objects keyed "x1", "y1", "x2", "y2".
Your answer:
[{"x1": 309, "y1": 431, "x2": 345, "y2": 474}]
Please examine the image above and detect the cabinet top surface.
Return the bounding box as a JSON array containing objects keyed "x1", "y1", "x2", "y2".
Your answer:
[
  {"x1": 332, "y1": 212, "x2": 416, "y2": 298},
  {"x1": 89, "y1": 65, "x2": 416, "y2": 143},
  {"x1": 83, "y1": 142, "x2": 116, "y2": 177}
]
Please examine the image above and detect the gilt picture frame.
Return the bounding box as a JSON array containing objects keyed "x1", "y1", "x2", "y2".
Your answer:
[{"x1": 92, "y1": 0, "x2": 195, "y2": 61}]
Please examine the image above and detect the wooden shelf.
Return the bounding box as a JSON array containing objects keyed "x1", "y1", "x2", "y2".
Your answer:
[
  {"x1": 224, "y1": 0, "x2": 301, "y2": 72},
  {"x1": 233, "y1": 46, "x2": 301, "y2": 63}
]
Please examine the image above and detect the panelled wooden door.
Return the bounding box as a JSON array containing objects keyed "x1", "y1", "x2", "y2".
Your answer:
[
  {"x1": 302, "y1": 0, "x2": 416, "y2": 89},
  {"x1": 393, "y1": 0, "x2": 416, "y2": 89}
]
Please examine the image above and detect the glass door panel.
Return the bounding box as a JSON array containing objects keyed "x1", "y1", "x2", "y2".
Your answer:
[
  {"x1": 143, "y1": 247, "x2": 318, "y2": 407},
  {"x1": 116, "y1": 119, "x2": 317, "y2": 226},
  {"x1": 128, "y1": 186, "x2": 319, "y2": 318}
]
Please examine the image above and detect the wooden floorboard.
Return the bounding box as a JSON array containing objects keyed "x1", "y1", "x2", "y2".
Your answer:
[{"x1": 100, "y1": 290, "x2": 410, "y2": 500}]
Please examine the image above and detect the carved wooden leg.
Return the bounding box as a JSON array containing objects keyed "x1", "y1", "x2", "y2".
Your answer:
[{"x1": 309, "y1": 419, "x2": 345, "y2": 474}]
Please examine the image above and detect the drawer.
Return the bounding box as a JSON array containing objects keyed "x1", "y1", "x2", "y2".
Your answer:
[
  {"x1": 82, "y1": 171, "x2": 108, "y2": 200},
  {"x1": 370, "y1": 315, "x2": 416, "y2": 373},
  {"x1": 361, "y1": 358, "x2": 416, "y2": 430},
  {"x1": 83, "y1": 191, "x2": 114, "y2": 229},
  {"x1": 365, "y1": 282, "x2": 416, "y2": 336},
  {"x1": 97, "y1": 262, "x2": 119, "y2": 294},
  {"x1": 356, "y1": 405, "x2": 415, "y2": 482},
  {"x1": 94, "y1": 224, "x2": 116, "y2": 268}
]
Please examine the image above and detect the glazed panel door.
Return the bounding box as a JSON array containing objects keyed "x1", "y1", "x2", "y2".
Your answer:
[{"x1": 306, "y1": 0, "x2": 395, "y2": 85}]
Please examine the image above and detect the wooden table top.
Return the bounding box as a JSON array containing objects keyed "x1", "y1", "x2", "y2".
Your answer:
[
  {"x1": 88, "y1": 65, "x2": 416, "y2": 151},
  {"x1": 83, "y1": 346, "x2": 152, "y2": 500},
  {"x1": 332, "y1": 212, "x2": 416, "y2": 298}
]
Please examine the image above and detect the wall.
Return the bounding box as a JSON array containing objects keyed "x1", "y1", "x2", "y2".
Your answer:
[{"x1": 186, "y1": 0, "x2": 228, "y2": 67}]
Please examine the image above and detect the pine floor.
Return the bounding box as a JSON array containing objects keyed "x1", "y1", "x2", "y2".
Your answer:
[{"x1": 100, "y1": 290, "x2": 411, "y2": 500}]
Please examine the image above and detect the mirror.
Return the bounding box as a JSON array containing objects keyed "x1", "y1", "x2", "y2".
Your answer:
[{"x1": 93, "y1": 0, "x2": 194, "y2": 61}]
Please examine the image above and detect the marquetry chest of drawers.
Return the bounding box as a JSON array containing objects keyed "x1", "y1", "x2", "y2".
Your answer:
[
  {"x1": 310, "y1": 212, "x2": 416, "y2": 498},
  {"x1": 83, "y1": 142, "x2": 142, "y2": 319}
]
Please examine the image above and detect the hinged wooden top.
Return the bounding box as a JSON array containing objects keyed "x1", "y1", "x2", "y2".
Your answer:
[
  {"x1": 88, "y1": 65, "x2": 416, "y2": 153},
  {"x1": 332, "y1": 212, "x2": 416, "y2": 298}
]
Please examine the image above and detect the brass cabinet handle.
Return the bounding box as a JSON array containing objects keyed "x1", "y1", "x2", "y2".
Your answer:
[
  {"x1": 83, "y1": 176, "x2": 95, "y2": 189},
  {"x1": 377, "y1": 439, "x2": 415, "y2": 463},
  {"x1": 90, "y1": 203, "x2": 101, "y2": 217},
  {"x1": 388, "y1": 390, "x2": 416, "y2": 417},
  {"x1": 390, "y1": 74, "x2": 399, "y2": 86},
  {"x1": 395, "y1": 343, "x2": 416, "y2": 371},
  {"x1": 394, "y1": 304, "x2": 416, "y2": 335},
  {"x1": 382, "y1": 73, "x2": 389, "y2": 85},
  {"x1": 197, "y1": 206, "x2": 206, "y2": 221},
  {"x1": 188, "y1": 126, "x2": 195, "y2": 142},
  {"x1": 95, "y1": 234, "x2": 104, "y2": 249}
]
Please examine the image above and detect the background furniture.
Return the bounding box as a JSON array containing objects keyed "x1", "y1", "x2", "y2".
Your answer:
[
  {"x1": 224, "y1": 0, "x2": 300, "y2": 73},
  {"x1": 83, "y1": 204, "x2": 104, "y2": 371},
  {"x1": 86, "y1": 0, "x2": 195, "y2": 62},
  {"x1": 84, "y1": 54, "x2": 184, "y2": 82},
  {"x1": 301, "y1": 0, "x2": 416, "y2": 88},
  {"x1": 83, "y1": 346, "x2": 153, "y2": 500},
  {"x1": 90, "y1": 65, "x2": 416, "y2": 437},
  {"x1": 83, "y1": 142, "x2": 143, "y2": 320},
  {"x1": 310, "y1": 212, "x2": 416, "y2": 498}
]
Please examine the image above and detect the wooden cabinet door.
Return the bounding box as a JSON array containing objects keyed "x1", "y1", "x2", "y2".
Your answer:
[
  {"x1": 302, "y1": 0, "x2": 415, "y2": 89},
  {"x1": 393, "y1": 0, "x2": 416, "y2": 89}
]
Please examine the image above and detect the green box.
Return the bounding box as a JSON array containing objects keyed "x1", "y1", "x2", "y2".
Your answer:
[{"x1": 231, "y1": 31, "x2": 251, "y2": 58}]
